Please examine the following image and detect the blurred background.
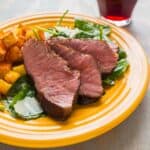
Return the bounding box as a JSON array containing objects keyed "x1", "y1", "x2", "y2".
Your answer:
[
  {"x1": 0, "y1": 0, "x2": 150, "y2": 57},
  {"x1": 0, "y1": 0, "x2": 150, "y2": 150},
  {"x1": 0, "y1": 0, "x2": 99, "y2": 21}
]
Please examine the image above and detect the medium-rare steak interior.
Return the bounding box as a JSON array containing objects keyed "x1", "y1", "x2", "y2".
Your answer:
[
  {"x1": 50, "y1": 42, "x2": 103, "y2": 104},
  {"x1": 48, "y1": 38, "x2": 118, "y2": 74},
  {"x1": 22, "y1": 39, "x2": 80, "y2": 120}
]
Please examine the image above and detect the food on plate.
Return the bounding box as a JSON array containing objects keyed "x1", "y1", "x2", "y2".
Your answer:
[
  {"x1": 5, "y1": 75, "x2": 43, "y2": 119},
  {"x1": 48, "y1": 38, "x2": 118, "y2": 74},
  {"x1": 0, "y1": 79, "x2": 12, "y2": 94},
  {"x1": 0, "y1": 46, "x2": 6, "y2": 61},
  {"x1": 50, "y1": 42, "x2": 103, "y2": 104},
  {"x1": 2, "y1": 32, "x2": 17, "y2": 48},
  {"x1": 5, "y1": 45, "x2": 23, "y2": 63},
  {"x1": 0, "y1": 62, "x2": 12, "y2": 78},
  {"x1": 12, "y1": 64, "x2": 26, "y2": 75},
  {"x1": 4, "y1": 70, "x2": 20, "y2": 83},
  {"x1": 0, "y1": 11, "x2": 129, "y2": 121},
  {"x1": 22, "y1": 39, "x2": 80, "y2": 120}
]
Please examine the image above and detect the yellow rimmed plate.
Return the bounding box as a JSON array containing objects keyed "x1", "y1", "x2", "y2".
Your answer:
[{"x1": 0, "y1": 13, "x2": 149, "y2": 148}]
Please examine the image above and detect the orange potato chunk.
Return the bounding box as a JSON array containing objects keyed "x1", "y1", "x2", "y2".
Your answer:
[
  {"x1": 6, "y1": 46, "x2": 22, "y2": 63},
  {"x1": 0, "y1": 47, "x2": 6, "y2": 61},
  {"x1": 4, "y1": 70, "x2": 20, "y2": 83},
  {"x1": 0, "y1": 62, "x2": 11, "y2": 78},
  {"x1": 0, "y1": 39, "x2": 5, "y2": 49},
  {"x1": 0, "y1": 79, "x2": 12, "y2": 95},
  {"x1": 16, "y1": 36, "x2": 25, "y2": 48},
  {"x1": 13, "y1": 24, "x2": 26, "y2": 37},
  {"x1": 0, "y1": 30, "x2": 4, "y2": 39},
  {"x1": 13, "y1": 64, "x2": 26, "y2": 75},
  {"x1": 2, "y1": 32, "x2": 17, "y2": 48}
]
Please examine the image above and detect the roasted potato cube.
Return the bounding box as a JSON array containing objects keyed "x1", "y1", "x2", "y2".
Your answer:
[
  {"x1": 0, "y1": 39, "x2": 5, "y2": 48},
  {"x1": 0, "y1": 79, "x2": 12, "y2": 95},
  {"x1": 2, "y1": 32, "x2": 17, "y2": 48},
  {"x1": 4, "y1": 70, "x2": 20, "y2": 83},
  {"x1": 13, "y1": 24, "x2": 25, "y2": 37},
  {"x1": 16, "y1": 36, "x2": 25, "y2": 48},
  {"x1": 0, "y1": 30, "x2": 4, "y2": 39},
  {"x1": 0, "y1": 47, "x2": 6, "y2": 61},
  {"x1": 13, "y1": 64, "x2": 26, "y2": 75},
  {"x1": 13, "y1": 24, "x2": 26, "y2": 47},
  {"x1": 0, "y1": 63, "x2": 11, "y2": 78},
  {"x1": 6, "y1": 46, "x2": 22, "y2": 63}
]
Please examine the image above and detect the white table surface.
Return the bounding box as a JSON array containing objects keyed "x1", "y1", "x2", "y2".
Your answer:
[{"x1": 0, "y1": 0, "x2": 150, "y2": 150}]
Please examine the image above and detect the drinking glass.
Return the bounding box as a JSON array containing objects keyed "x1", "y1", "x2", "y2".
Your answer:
[{"x1": 97, "y1": 0, "x2": 137, "y2": 26}]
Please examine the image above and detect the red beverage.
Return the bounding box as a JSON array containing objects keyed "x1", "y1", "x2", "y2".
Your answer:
[{"x1": 97, "y1": 0, "x2": 137, "y2": 26}]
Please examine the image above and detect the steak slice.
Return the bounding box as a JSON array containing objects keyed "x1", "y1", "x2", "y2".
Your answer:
[
  {"x1": 108, "y1": 42, "x2": 119, "y2": 53},
  {"x1": 48, "y1": 38, "x2": 118, "y2": 74},
  {"x1": 50, "y1": 43, "x2": 103, "y2": 104},
  {"x1": 22, "y1": 39, "x2": 80, "y2": 120}
]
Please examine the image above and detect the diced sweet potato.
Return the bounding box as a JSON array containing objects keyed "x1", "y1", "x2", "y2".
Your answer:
[
  {"x1": 16, "y1": 36, "x2": 25, "y2": 48},
  {"x1": 0, "y1": 30, "x2": 4, "y2": 39},
  {"x1": 0, "y1": 62, "x2": 11, "y2": 78},
  {"x1": 0, "y1": 39, "x2": 5, "y2": 49},
  {"x1": 2, "y1": 32, "x2": 17, "y2": 48},
  {"x1": 13, "y1": 64, "x2": 26, "y2": 75},
  {"x1": 6, "y1": 46, "x2": 23, "y2": 63},
  {"x1": 0, "y1": 47, "x2": 6, "y2": 61},
  {"x1": 13, "y1": 24, "x2": 26, "y2": 37},
  {"x1": 4, "y1": 70, "x2": 20, "y2": 83},
  {"x1": 0, "y1": 79, "x2": 12, "y2": 95}
]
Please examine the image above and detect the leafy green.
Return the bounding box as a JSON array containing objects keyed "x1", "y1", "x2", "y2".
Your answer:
[
  {"x1": 8, "y1": 75, "x2": 35, "y2": 97},
  {"x1": 74, "y1": 19, "x2": 111, "y2": 40},
  {"x1": 5, "y1": 76, "x2": 43, "y2": 120},
  {"x1": 13, "y1": 97, "x2": 43, "y2": 120},
  {"x1": 75, "y1": 19, "x2": 100, "y2": 32},
  {"x1": 55, "y1": 19, "x2": 111, "y2": 39},
  {"x1": 102, "y1": 78, "x2": 115, "y2": 86},
  {"x1": 103, "y1": 59, "x2": 129, "y2": 86},
  {"x1": 56, "y1": 10, "x2": 69, "y2": 26},
  {"x1": 74, "y1": 30, "x2": 96, "y2": 39},
  {"x1": 55, "y1": 26, "x2": 79, "y2": 38},
  {"x1": 36, "y1": 26, "x2": 58, "y2": 37},
  {"x1": 32, "y1": 29, "x2": 41, "y2": 40},
  {"x1": 2, "y1": 98, "x2": 19, "y2": 118},
  {"x1": 99, "y1": 26, "x2": 103, "y2": 40},
  {"x1": 112, "y1": 59, "x2": 129, "y2": 78},
  {"x1": 9, "y1": 84, "x2": 29, "y2": 108},
  {"x1": 55, "y1": 26, "x2": 96, "y2": 39},
  {"x1": 41, "y1": 18, "x2": 111, "y2": 40},
  {"x1": 118, "y1": 48, "x2": 127, "y2": 60}
]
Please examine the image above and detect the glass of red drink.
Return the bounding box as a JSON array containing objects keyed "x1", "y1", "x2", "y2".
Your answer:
[{"x1": 97, "y1": 0, "x2": 137, "y2": 26}]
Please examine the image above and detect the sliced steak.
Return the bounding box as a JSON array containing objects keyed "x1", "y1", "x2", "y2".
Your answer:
[
  {"x1": 107, "y1": 42, "x2": 119, "y2": 53},
  {"x1": 22, "y1": 39, "x2": 80, "y2": 120},
  {"x1": 48, "y1": 38, "x2": 118, "y2": 74},
  {"x1": 50, "y1": 43, "x2": 103, "y2": 104}
]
